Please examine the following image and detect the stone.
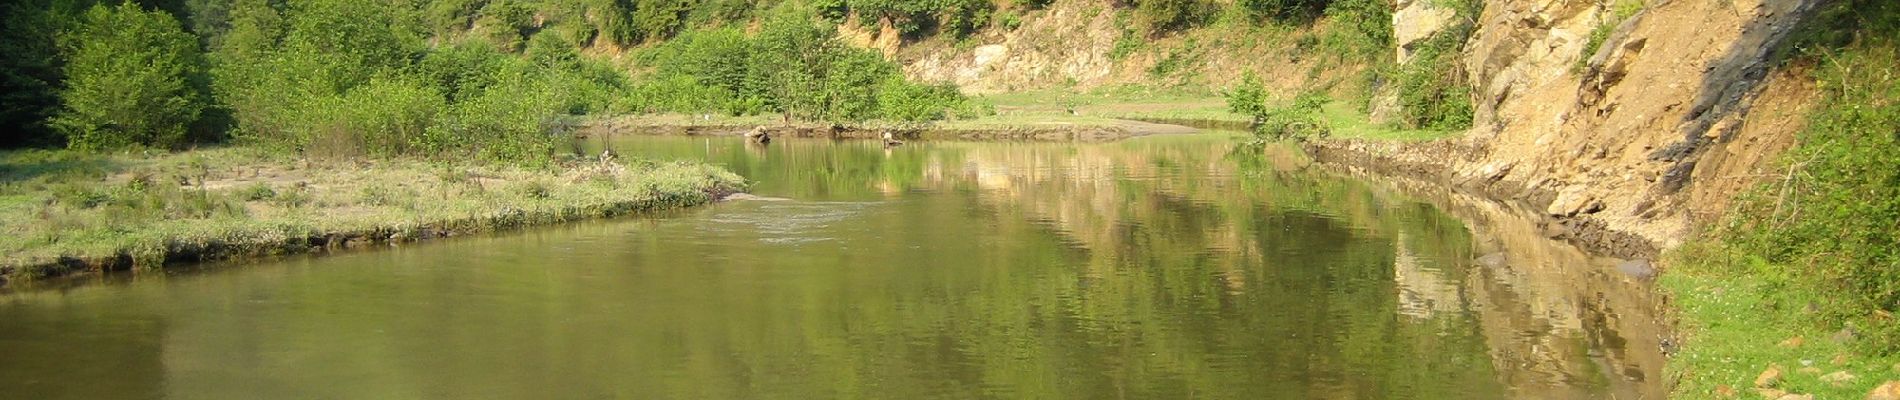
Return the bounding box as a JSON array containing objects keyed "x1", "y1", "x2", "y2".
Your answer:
[
  {"x1": 1393, "y1": 0, "x2": 1456, "y2": 64},
  {"x1": 1476, "y1": 252, "x2": 1508, "y2": 268},
  {"x1": 1547, "y1": 187, "x2": 1598, "y2": 217},
  {"x1": 1798, "y1": 366, "x2": 1822, "y2": 375},
  {"x1": 1778, "y1": 336, "x2": 1804, "y2": 348},
  {"x1": 1869, "y1": 381, "x2": 1900, "y2": 400},
  {"x1": 1755, "y1": 365, "x2": 1784, "y2": 388},
  {"x1": 1756, "y1": 388, "x2": 1786, "y2": 399},
  {"x1": 1833, "y1": 354, "x2": 1850, "y2": 365},
  {"x1": 1715, "y1": 384, "x2": 1736, "y2": 398},
  {"x1": 1775, "y1": 394, "x2": 1813, "y2": 400},
  {"x1": 1617, "y1": 259, "x2": 1656, "y2": 279},
  {"x1": 1820, "y1": 370, "x2": 1857, "y2": 386},
  {"x1": 1542, "y1": 220, "x2": 1572, "y2": 238},
  {"x1": 1832, "y1": 327, "x2": 1858, "y2": 343}
]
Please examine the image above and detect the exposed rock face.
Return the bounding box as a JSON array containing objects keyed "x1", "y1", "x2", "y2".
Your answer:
[
  {"x1": 884, "y1": 4, "x2": 1122, "y2": 93},
  {"x1": 1393, "y1": 0, "x2": 1457, "y2": 64},
  {"x1": 873, "y1": 0, "x2": 1827, "y2": 256},
  {"x1": 1325, "y1": 0, "x2": 1826, "y2": 256}
]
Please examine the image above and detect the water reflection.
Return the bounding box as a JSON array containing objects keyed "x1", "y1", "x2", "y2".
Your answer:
[{"x1": 0, "y1": 134, "x2": 1663, "y2": 399}]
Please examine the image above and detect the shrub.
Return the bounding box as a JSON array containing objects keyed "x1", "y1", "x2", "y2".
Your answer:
[
  {"x1": 1237, "y1": 0, "x2": 1330, "y2": 23},
  {"x1": 51, "y1": 2, "x2": 206, "y2": 151},
  {"x1": 1227, "y1": 72, "x2": 1329, "y2": 140},
  {"x1": 629, "y1": 14, "x2": 969, "y2": 122},
  {"x1": 1224, "y1": 72, "x2": 1270, "y2": 119},
  {"x1": 1391, "y1": 30, "x2": 1475, "y2": 130},
  {"x1": 878, "y1": 79, "x2": 967, "y2": 121},
  {"x1": 1134, "y1": 0, "x2": 1208, "y2": 34},
  {"x1": 1723, "y1": 39, "x2": 1900, "y2": 353},
  {"x1": 430, "y1": 69, "x2": 561, "y2": 164}
]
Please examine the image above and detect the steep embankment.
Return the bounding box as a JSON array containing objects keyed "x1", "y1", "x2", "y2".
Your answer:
[
  {"x1": 1309, "y1": 0, "x2": 1823, "y2": 258},
  {"x1": 868, "y1": 0, "x2": 1823, "y2": 258}
]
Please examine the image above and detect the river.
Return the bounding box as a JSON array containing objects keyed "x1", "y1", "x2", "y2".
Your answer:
[{"x1": 0, "y1": 133, "x2": 1666, "y2": 399}]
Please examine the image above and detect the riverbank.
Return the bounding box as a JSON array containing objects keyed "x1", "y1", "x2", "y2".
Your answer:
[
  {"x1": 0, "y1": 147, "x2": 747, "y2": 286},
  {"x1": 580, "y1": 86, "x2": 1458, "y2": 143}
]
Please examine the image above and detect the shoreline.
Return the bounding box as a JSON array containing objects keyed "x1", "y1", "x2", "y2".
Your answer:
[
  {"x1": 1301, "y1": 138, "x2": 1662, "y2": 259},
  {"x1": 574, "y1": 114, "x2": 1205, "y2": 143},
  {"x1": 0, "y1": 148, "x2": 747, "y2": 287}
]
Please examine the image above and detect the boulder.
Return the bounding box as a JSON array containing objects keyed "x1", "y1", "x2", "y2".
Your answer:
[
  {"x1": 1755, "y1": 365, "x2": 1784, "y2": 388},
  {"x1": 1820, "y1": 370, "x2": 1858, "y2": 386},
  {"x1": 1869, "y1": 381, "x2": 1900, "y2": 400}
]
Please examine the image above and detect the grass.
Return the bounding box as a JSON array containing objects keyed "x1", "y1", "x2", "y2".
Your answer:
[
  {"x1": 594, "y1": 83, "x2": 1462, "y2": 143},
  {"x1": 1661, "y1": 30, "x2": 1900, "y2": 399},
  {"x1": 0, "y1": 146, "x2": 746, "y2": 281},
  {"x1": 1662, "y1": 248, "x2": 1900, "y2": 399},
  {"x1": 1316, "y1": 102, "x2": 1456, "y2": 141}
]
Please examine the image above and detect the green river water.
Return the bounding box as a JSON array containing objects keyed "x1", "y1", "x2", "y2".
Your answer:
[{"x1": 0, "y1": 133, "x2": 1667, "y2": 399}]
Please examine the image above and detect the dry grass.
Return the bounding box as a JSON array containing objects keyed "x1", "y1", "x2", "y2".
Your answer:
[{"x1": 0, "y1": 146, "x2": 746, "y2": 281}]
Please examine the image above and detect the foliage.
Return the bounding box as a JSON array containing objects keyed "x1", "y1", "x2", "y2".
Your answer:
[
  {"x1": 1226, "y1": 72, "x2": 1329, "y2": 141},
  {"x1": 625, "y1": 14, "x2": 970, "y2": 122},
  {"x1": 1224, "y1": 72, "x2": 1269, "y2": 118},
  {"x1": 195, "y1": 0, "x2": 631, "y2": 163},
  {"x1": 1319, "y1": 0, "x2": 1391, "y2": 59},
  {"x1": 1782, "y1": 0, "x2": 1900, "y2": 60},
  {"x1": 1236, "y1": 0, "x2": 1329, "y2": 23},
  {"x1": 0, "y1": 0, "x2": 79, "y2": 149},
  {"x1": 1716, "y1": 39, "x2": 1900, "y2": 354},
  {"x1": 1390, "y1": 30, "x2": 1474, "y2": 130},
  {"x1": 51, "y1": 2, "x2": 207, "y2": 151},
  {"x1": 819, "y1": 0, "x2": 995, "y2": 39},
  {"x1": 1379, "y1": 0, "x2": 1478, "y2": 131},
  {"x1": 1133, "y1": 0, "x2": 1207, "y2": 34}
]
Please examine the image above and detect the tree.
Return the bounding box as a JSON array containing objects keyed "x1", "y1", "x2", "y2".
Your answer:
[{"x1": 52, "y1": 2, "x2": 205, "y2": 151}]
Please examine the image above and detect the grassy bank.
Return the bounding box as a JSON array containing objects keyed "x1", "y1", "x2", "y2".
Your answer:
[
  {"x1": 1662, "y1": 9, "x2": 1900, "y2": 398},
  {"x1": 1662, "y1": 257, "x2": 1900, "y2": 399},
  {"x1": 586, "y1": 85, "x2": 1462, "y2": 142},
  {"x1": 0, "y1": 147, "x2": 746, "y2": 284}
]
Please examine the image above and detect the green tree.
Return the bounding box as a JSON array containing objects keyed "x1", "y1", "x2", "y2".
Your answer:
[
  {"x1": 51, "y1": 2, "x2": 205, "y2": 151},
  {"x1": 0, "y1": 0, "x2": 74, "y2": 148}
]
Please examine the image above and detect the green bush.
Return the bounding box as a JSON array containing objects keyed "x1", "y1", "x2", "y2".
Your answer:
[
  {"x1": 51, "y1": 2, "x2": 206, "y2": 151},
  {"x1": 1227, "y1": 72, "x2": 1329, "y2": 140},
  {"x1": 626, "y1": 13, "x2": 969, "y2": 123},
  {"x1": 431, "y1": 69, "x2": 562, "y2": 164},
  {"x1": 1721, "y1": 40, "x2": 1900, "y2": 353},
  {"x1": 1237, "y1": 0, "x2": 1330, "y2": 23},
  {"x1": 1385, "y1": 0, "x2": 1479, "y2": 130},
  {"x1": 1320, "y1": 0, "x2": 1391, "y2": 58}
]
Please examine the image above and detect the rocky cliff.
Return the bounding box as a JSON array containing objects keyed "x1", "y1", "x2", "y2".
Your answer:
[
  {"x1": 869, "y1": 0, "x2": 1826, "y2": 257},
  {"x1": 1386, "y1": 0, "x2": 1821, "y2": 256}
]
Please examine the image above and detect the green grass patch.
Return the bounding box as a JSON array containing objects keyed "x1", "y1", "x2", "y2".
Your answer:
[
  {"x1": 1662, "y1": 250, "x2": 1900, "y2": 399},
  {"x1": 1663, "y1": 8, "x2": 1900, "y2": 397},
  {"x1": 0, "y1": 146, "x2": 746, "y2": 280}
]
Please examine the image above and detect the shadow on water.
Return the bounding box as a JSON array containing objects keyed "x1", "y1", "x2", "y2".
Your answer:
[{"x1": 0, "y1": 133, "x2": 1664, "y2": 399}]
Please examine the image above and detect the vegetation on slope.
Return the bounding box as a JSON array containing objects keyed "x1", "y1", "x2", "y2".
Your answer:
[
  {"x1": 1665, "y1": 2, "x2": 1900, "y2": 397},
  {"x1": 620, "y1": 9, "x2": 978, "y2": 122},
  {"x1": 0, "y1": 0, "x2": 972, "y2": 157}
]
